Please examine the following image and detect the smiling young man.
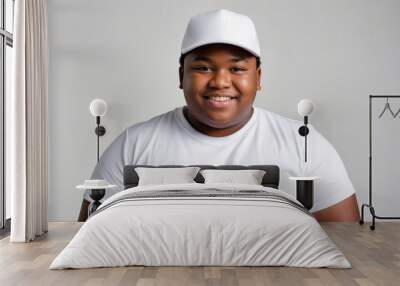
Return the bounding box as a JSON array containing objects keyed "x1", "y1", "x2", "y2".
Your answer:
[
  {"x1": 79, "y1": 9, "x2": 360, "y2": 222},
  {"x1": 179, "y1": 44, "x2": 260, "y2": 137}
]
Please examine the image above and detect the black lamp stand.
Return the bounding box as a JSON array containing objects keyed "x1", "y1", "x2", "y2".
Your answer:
[
  {"x1": 294, "y1": 116, "x2": 314, "y2": 209},
  {"x1": 298, "y1": 115, "x2": 309, "y2": 162},
  {"x1": 94, "y1": 116, "x2": 106, "y2": 162},
  {"x1": 87, "y1": 116, "x2": 107, "y2": 216}
]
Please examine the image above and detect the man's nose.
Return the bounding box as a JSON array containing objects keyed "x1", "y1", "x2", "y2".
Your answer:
[{"x1": 208, "y1": 69, "x2": 231, "y2": 89}]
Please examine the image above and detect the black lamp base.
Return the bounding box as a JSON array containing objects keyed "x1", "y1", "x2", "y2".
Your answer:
[
  {"x1": 296, "y1": 180, "x2": 314, "y2": 210},
  {"x1": 88, "y1": 188, "x2": 105, "y2": 216}
]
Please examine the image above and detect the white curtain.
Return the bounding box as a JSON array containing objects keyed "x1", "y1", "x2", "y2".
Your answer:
[{"x1": 8, "y1": 0, "x2": 49, "y2": 242}]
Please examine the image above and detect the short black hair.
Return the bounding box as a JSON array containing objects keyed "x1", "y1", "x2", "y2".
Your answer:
[{"x1": 179, "y1": 54, "x2": 261, "y2": 68}]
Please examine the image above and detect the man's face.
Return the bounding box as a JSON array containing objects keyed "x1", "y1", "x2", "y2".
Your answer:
[{"x1": 179, "y1": 44, "x2": 261, "y2": 129}]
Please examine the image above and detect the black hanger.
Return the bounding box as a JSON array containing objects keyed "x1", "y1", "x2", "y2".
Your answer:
[
  {"x1": 394, "y1": 106, "x2": 400, "y2": 118},
  {"x1": 378, "y1": 98, "x2": 395, "y2": 118}
]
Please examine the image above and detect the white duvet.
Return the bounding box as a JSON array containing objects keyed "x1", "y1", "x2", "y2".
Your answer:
[{"x1": 50, "y1": 183, "x2": 351, "y2": 269}]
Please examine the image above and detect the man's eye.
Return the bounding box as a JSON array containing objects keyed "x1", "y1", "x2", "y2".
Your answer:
[
  {"x1": 231, "y1": 67, "x2": 247, "y2": 72},
  {"x1": 193, "y1": 66, "x2": 212, "y2": 72}
]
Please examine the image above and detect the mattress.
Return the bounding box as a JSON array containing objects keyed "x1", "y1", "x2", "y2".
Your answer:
[{"x1": 50, "y1": 183, "x2": 350, "y2": 269}]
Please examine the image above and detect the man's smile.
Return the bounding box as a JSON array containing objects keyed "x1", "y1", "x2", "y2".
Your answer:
[{"x1": 203, "y1": 94, "x2": 238, "y2": 109}]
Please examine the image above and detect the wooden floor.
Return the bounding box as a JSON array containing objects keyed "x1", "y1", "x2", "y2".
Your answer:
[{"x1": 0, "y1": 222, "x2": 399, "y2": 286}]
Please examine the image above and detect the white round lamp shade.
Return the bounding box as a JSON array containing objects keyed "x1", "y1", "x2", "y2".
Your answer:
[
  {"x1": 89, "y1": 99, "x2": 107, "y2": 117},
  {"x1": 297, "y1": 99, "x2": 315, "y2": 117}
]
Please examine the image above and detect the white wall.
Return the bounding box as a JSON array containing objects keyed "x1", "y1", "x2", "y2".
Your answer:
[{"x1": 47, "y1": 0, "x2": 400, "y2": 221}]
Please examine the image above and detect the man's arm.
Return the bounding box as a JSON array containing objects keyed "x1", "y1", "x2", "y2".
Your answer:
[
  {"x1": 78, "y1": 199, "x2": 91, "y2": 222},
  {"x1": 301, "y1": 123, "x2": 359, "y2": 221},
  {"x1": 313, "y1": 194, "x2": 360, "y2": 222}
]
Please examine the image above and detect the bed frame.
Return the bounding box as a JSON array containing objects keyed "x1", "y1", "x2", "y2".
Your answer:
[{"x1": 78, "y1": 164, "x2": 280, "y2": 222}]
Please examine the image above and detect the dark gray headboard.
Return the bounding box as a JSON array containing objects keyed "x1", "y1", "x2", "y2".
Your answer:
[{"x1": 123, "y1": 165, "x2": 280, "y2": 189}]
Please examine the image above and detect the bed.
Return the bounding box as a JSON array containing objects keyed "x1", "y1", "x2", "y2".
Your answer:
[{"x1": 50, "y1": 165, "x2": 350, "y2": 269}]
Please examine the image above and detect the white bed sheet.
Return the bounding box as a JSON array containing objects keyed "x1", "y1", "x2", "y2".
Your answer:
[{"x1": 50, "y1": 183, "x2": 350, "y2": 269}]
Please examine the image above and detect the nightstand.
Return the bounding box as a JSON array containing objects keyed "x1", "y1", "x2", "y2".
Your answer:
[
  {"x1": 76, "y1": 179, "x2": 116, "y2": 217},
  {"x1": 289, "y1": 176, "x2": 320, "y2": 210}
]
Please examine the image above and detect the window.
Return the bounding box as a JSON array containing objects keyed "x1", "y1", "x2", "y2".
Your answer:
[{"x1": 0, "y1": 0, "x2": 14, "y2": 233}]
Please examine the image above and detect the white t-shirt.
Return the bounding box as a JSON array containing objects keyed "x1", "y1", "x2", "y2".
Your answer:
[{"x1": 86, "y1": 106, "x2": 355, "y2": 212}]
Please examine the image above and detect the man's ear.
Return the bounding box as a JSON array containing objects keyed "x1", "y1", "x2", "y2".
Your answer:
[
  {"x1": 256, "y1": 68, "x2": 262, "y2": 90},
  {"x1": 179, "y1": 65, "x2": 183, "y2": 89}
]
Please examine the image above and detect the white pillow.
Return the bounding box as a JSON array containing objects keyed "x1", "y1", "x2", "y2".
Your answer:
[
  {"x1": 200, "y1": 169, "x2": 266, "y2": 185},
  {"x1": 135, "y1": 167, "x2": 201, "y2": 186}
]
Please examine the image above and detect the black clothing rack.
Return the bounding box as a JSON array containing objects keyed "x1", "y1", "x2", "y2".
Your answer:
[{"x1": 360, "y1": 95, "x2": 400, "y2": 230}]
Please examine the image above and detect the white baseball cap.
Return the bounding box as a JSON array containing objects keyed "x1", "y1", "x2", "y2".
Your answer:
[{"x1": 181, "y1": 9, "x2": 261, "y2": 57}]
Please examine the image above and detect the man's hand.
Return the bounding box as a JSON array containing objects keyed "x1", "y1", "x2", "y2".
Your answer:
[{"x1": 313, "y1": 194, "x2": 360, "y2": 222}]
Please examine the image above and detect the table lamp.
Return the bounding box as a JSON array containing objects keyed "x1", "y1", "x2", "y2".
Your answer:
[{"x1": 76, "y1": 179, "x2": 116, "y2": 216}]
